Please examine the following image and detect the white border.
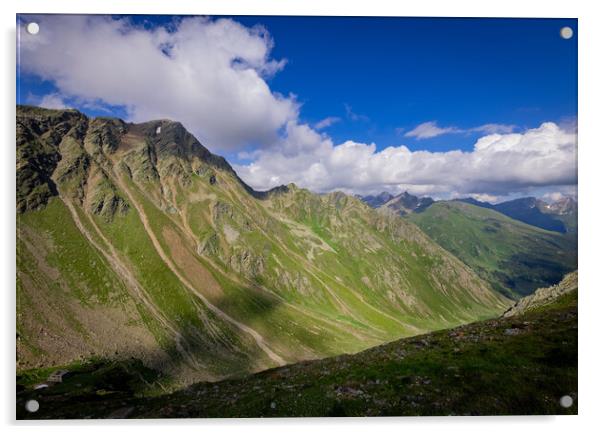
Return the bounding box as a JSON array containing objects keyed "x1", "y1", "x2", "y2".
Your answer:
[
  {"x1": 2, "y1": 1, "x2": 601, "y2": 433},
  {"x1": 5, "y1": 0, "x2": 584, "y2": 17}
]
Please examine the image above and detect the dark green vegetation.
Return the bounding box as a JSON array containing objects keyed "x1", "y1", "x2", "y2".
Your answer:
[
  {"x1": 17, "y1": 278, "x2": 577, "y2": 418},
  {"x1": 407, "y1": 201, "x2": 577, "y2": 299},
  {"x1": 17, "y1": 358, "x2": 164, "y2": 401},
  {"x1": 16, "y1": 106, "x2": 509, "y2": 388}
]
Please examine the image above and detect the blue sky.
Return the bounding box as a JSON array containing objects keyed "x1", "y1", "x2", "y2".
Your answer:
[
  {"x1": 235, "y1": 16, "x2": 577, "y2": 152},
  {"x1": 17, "y1": 15, "x2": 578, "y2": 199}
]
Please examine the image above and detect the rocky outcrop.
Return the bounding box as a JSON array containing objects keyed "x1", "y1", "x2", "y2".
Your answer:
[
  {"x1": 16, "y1": 107, "x2": 86, "y2": 212},
  {"x1": 503, "y1": 271, "x2": 577, "y2": 317},
  {"x1": 86, "y1": 169, "x2": 129, "y2": 221},
  {"x1": 228, "y1": 249, "x2": 266, "y2": 278}
]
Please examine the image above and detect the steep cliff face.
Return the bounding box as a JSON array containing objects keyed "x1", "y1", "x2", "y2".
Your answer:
[{"x1": 16, "y1": 106, "x2": 509, "y2": 385}]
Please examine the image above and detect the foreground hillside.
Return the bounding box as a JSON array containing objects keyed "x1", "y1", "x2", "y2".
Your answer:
[
  {"x1": 16, "y1": 106, "x2": 508, "y2": 385},
  {"x1": 407, "y1": 201, "x2": 577, "y2": 298},
  {"x1": 17, "y1": 275, "x2": 577, "y2": 418}
]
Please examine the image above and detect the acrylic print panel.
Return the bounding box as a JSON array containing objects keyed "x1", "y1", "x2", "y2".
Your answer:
[{"x1": 16, "y1": 14, "x2": 577, "y2": 419}]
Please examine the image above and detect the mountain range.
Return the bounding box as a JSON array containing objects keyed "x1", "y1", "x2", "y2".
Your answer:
[
  {"x1": 357, "y1": 191, "x2": 577, "y2": 298},
  {"x1": 359, "y1": 190, "x2": 576, "y2": 234},
  {"x1": 456, "y1": 197, "x2": 577, "y2": 234},
  {"x1": 16, "y1": 106, "x2": 509, "y2": 386}
]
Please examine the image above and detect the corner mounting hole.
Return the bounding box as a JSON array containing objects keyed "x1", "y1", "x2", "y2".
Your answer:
[
  {"x1": 560, "y1": 27, "x2": 573, "y2": 40},
  {"x1": 560, "y1": 395, "x2": 573, "y2": 408},
  {"x1": 25, "y1": 399, "x2": 39, "y2": 413},
  {"x1": 26, "y1": 22, "x2": 39, "y2": 35}
]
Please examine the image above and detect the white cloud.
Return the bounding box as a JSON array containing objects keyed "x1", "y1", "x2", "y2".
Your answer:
[
  {"x1": 468, "y1": 193, "x2": 499, "y2": 203},
  {"x1": 234, "y1": 122, "x2": 577, "y2": 197},
  {"x1": 18, "y1": 16, "x2": 576, "y2": 199},
  {"x1": 542, "y1": 192, "x2": 565, "y2": 202},
  {"x1": 470, "y1": 123, "x2": 516, "y2": 134},
  {"x1": 314, "y1": 116, "x2": 341, "y2": 130},
  {"x1": 19, "y1": 15, "x2": 298, "y2": 151},
  {"x1": 404, "y1": 121, "x2": 460, "y2": 139},
  {"x1": 542, "y1": 191, "x2": 577, "y2": 203},
  {"x1": 28, "y1": 92, "x2": 68, "y2": 109},
  {"x1": 405, "y1": 121, "x2": 516, "y2": 139}
]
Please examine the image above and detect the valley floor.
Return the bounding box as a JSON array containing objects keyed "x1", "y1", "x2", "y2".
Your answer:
[{"x1": 17, "y1": 290, "x2": 577, "y2": 418}]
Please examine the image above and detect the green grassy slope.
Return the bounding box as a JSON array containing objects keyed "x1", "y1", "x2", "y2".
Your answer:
[
  {"x1": 17, "y1": 277, "x2": 577, "y2": 418},
  {"x1": 16, "y1": 106, "x2": 509, "y2": 387},
  {"x1": 407, "y1": 201, "x2": 577, "y2": 298}
]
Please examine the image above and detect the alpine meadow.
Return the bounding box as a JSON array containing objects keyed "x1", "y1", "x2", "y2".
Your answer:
[{"x1": 16, "y1": 15, "x2": 578, "y2": 418}]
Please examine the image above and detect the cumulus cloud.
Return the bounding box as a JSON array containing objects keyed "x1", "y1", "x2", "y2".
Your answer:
[
  {"x1": 234, "y1": 122, "x2": 577, "y2": 197},
  {"x1": 405, "y1": 121, "x2": 516, "y2": 139},
  {"x1": 18, "y1": 15, "x2": 576, "y2": 199},
  {"x1": 18, "y1": 15, "x2": 298, "y2": 150}
]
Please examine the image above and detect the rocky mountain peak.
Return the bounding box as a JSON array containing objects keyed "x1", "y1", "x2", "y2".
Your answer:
[
  {"x1": 547, "y1": 196, "x2": 577, "y2": 215},
  {"x1": 358, "y1": 191, "x2": 394, "y2": 208}
]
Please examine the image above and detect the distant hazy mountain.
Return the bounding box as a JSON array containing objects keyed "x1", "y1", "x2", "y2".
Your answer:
[
  {"x1": 454, "y1": 197, "x2": 496, "y2": 210},
  {"x1": 456, "y1": 196, "x2": 577, "y2": 234},
  {"x1": 492, "y1": 197, "x2": 568, "y2": 233},
  {"x1": 359, "y1": 191, "x2": 394, "y2": 208},
  {"x1": 408, "y1": 201, "x2": 577, "y2": 299},
  {"x1": 16, "y1": 106, "x2": 509, "y2": 386},
  {"x1": 546, "y1": 196, "x2": 577, "y2": 215},
  {"x1": 360, "y1": 191, "x2": 434, "y2": 215},
  {"x1": 539, "y1": 197, "x2": 578, "y2": 233},
  {"x1": 382, "y1": 192, "x2": 435, "y2": 215}
]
